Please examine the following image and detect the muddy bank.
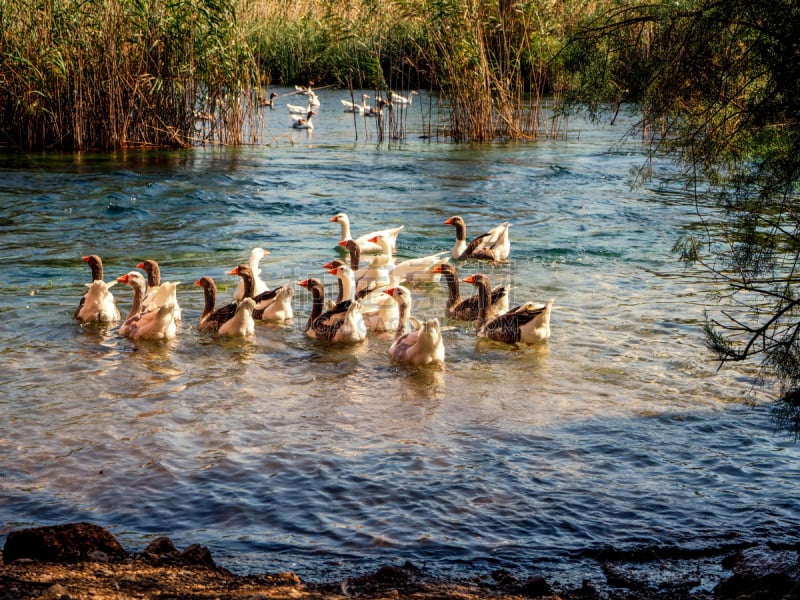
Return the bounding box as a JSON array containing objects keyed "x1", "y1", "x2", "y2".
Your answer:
[{"x1": 1, "y1": 523, "x2": 798, "y2": 599}]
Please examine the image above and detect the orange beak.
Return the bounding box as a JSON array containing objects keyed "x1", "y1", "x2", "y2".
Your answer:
[
  {"x1": 462, "y1": 275, "x2": 476, "y2": 284},
  {"x1": 327, "y1": 268, "x2": 339, "y2": 276},
  {"x1": 297, "y1": 280, "x2": 310, "y2": 288},
  {"x1": 116, "y1": 274, "x2": 130, "y2": 284},
  {"x1": 330, "y1": 216, "x2": 339, "y2": 222},
  {"x1": 367, "y1": 235, "x2": 379, "y2": 243},
  {"x1": 227, "y1": 266, "x2": 239, "y2": 275},
  {"x1": 81, "y1": 255, "x2": 90, "y2": 262},
  {"x1": 338, "y1": 240, "x2": 348, "y2": 247},
  {"x1": 432, "y1": 265, "x2": 444, "y2": 273},
  {"x1": 136, "y1": 262, "x2": 145, "y2": 269},
  {"x1": 444, "y1": 217, "x2": 455, "y2": 225},
  {"x1": 384, "y1": 287, "x2": 398, "y2": 297},
  {"x1": 194, "y1": 279, "x2": 203, "y2": 286}
]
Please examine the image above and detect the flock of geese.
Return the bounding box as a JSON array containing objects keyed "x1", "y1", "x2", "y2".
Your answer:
[
  {"x1": 268, "y1": 84, "x2": 417, "y2": 131},
  {"x1": 75, "y1": 213, "x2": 554, "y2": 367}
]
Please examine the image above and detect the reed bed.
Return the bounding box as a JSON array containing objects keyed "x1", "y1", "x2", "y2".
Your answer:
[{"x1": 0, "y1": 0, "x2": 598, "y2": 149}]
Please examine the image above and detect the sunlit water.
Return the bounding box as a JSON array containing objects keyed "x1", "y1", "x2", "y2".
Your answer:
[{"x1": 1, "y1": 89, "x2": 798, "y2": 586}]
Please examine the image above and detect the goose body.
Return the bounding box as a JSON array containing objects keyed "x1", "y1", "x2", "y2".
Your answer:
[
  {"x1": 432, "y1": 263, "x2": 508, "y2": 321},
  {"x1": 137, "y1": 259, "x2": 182, "y2": 321},
  {"x1": 253, "y1": 285, "x2": 294, "y2": 322},
  {"x1": 116, "y1": 272, "x2": 178, "y2": 340},
  {"x1": 330, "y1": 212, "x2": 404, "y2": 254},
  {"x1": 385, "y1": 286, "x2": 445, "y2": 366},
  {"x1": 368, "y1": 235, "x2": 450, "y2": 284},
  {"x1": 342, "y1": 94, "x2": 371, "y2": 113},
  {"x1": 445, "y1": 216, "x2": 511, "y2": 262},
  {"x1": 464, "y1": 273, "x2": 553, "y2": 344},
  {"x1": 389, "y1": 90, "x2": 418, "y2": 105},
  {"x1": 218, "y1": 298, "x2": 256, "y2": 338},
  {"x1": 292, "y1": 110, "x2": 315, "y2": 130},
  {"x1": 195, "y1": 267, "x2": 256, "y2": 337},
  {"x1": 75, "y1": 255, "x2": 120, "y2": 323},
  {"x1": 298, "y1": 278, "x2": 366, "y2": 344}
]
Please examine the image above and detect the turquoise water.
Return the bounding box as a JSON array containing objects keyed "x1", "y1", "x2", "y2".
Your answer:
[{"x1": 1, "y1": 89, "x2": 798, "y2": 585}]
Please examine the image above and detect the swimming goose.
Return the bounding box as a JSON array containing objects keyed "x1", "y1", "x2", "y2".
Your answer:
[
  {"x1": 328, "y1": 263, "x2": 397, "y2": 333},
  {"x1": 463, "y1": 273, "x2": 553, "y2": 344},
  {"x1": 330, "y1": 212, "x2": 404, "y2": 254},
  {"x1": 233, "y1": 248, "x2": 269, "y2": 300},
  {"x1": 389, "y1": 90, "x2": 418, "y2": 105},
  {"x1": 342, "y1": 94, "x2": 371, "y2": 113},
  {"x1": 385, "y1": 286, "x2": 445, "y2": 366},
  {"x1": 432, "y1": 263, "x2": 508, "y2": 321},
  {"x1": 116, "y1": 272, "x2": 178, "y2": 340},
  {"x1": 195, "y1": 269, "x2": 256, "y2": 337},
  {"x1": 75, "y1": 254, "x2": 121, "y2": 323},
  {"x1": 338, "y1": 239, "x2": 392, "y2": 293},
  {"x1": 292, "y1": 110, "x2": 315, "y2": 130},
  {"x1": 297, "y1": 278, "x2": 366, "y2": 344},
  {"x1": 368, "y1": 234, "x2": 450, "y2": 284},
  {"x1": 137, "y1": 259, "x2": 182, "y2": 321},
  {"x1": 444, "y1": 216, "x2": 511, "y2": 262}
]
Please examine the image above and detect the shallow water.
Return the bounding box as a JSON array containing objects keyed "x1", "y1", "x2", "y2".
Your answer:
[{"x1": 1, "y1": 89, "x2": 798, "y2": 586}]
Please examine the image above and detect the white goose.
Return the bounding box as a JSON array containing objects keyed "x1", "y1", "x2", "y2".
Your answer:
[
  {"x1": 74, "y1": 254, "x2": 121, "y2": 323},
  {"x1": 444, "y1": 215, "x2": 511, "y2": 262},
  {"x1": 368, "y1": 234, "x2": 450, "y2": 284},
  {"x1": 116, "y1": 272, "x2": 179, "y2": 341},
  {"x1": 463, "y1": 273, "x2": 553, "y2": 345},
  {"x1": 297, "y1": 278, "x2": 366, "y2": 344},
  {"x1": 385, "y1": 286, "x2": 445, "y2": 366},
  {"x1": 342, "y1": 94, "x2": 371, "y2": 113},
  {"x1": 330, "y1": 212, "x2": 404, "y2": 254},
  {"x1": 389, "y1": 90, "x2": 418, "y2": 105},
  {"x1": 233, "y1": 247, "x2": 269, "y2": 300}
]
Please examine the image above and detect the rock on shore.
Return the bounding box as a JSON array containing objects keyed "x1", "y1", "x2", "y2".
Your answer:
[{"x1": 1, "y1": 523, "x2": 798, "y2": 599}]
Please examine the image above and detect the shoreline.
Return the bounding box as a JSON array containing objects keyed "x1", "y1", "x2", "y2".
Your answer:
[{"x1": 2, "y1": 523, "x2": 798, "y2": 599}]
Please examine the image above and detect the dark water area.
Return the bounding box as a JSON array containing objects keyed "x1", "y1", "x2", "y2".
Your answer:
[{"x1": 1, "y1": 89, "x2": 797, "y2": 588}]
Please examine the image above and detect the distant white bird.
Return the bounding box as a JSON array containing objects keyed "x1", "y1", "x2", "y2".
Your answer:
[
  {"x1": 389, "y1": 90, "x2": 418, "y2": 105},
  {"x1": 342, "y1": 94, "x2": 371, "y2": 114}
]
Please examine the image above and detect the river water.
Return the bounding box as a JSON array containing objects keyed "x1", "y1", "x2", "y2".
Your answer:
[{"x1": 1, "y1": 89, "x2": 797, "y2": 587}]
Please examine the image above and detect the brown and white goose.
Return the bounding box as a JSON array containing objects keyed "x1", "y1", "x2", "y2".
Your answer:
[
  {"x1": 116, "y1": 272, "x2": 178, "y2": 341},
  {"x1": 444, "y1": 216, "x2": 511, "y2": 262},
  {"x1": 137, "y1": 259, "x2": 182, "y2": 321},
  {"x1": 338, "y1": 239, "x2": 392, "y2": 293},
  {"x1": 297, "y1": 278, "x2": 366, "y2": 344},
  {"x1": 432, "y1": 263, "x2": 508, "y2": 321},
  {"x1": 384, "y1": 286, "x2": 445, "y2": 366},
  {"x1": 328, "y1": 264, "x2": 397, "y2": 333},
  {"x1": 463, "y1": 273, "x2": 553, "y2": 345},
  {"x1": 194, "y1": 267, "x2": 256, "y2": 337},
  {"x1": 75, "y1": 254, "x2": 121, "y2": 323}
]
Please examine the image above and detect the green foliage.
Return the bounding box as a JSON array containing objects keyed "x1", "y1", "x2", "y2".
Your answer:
[
  {"x1": 568, "y1": 0, "x2": 800, "y2": 433},
  {"x1": 0, "y1": 0, "x2": 254, "y2": 149}
]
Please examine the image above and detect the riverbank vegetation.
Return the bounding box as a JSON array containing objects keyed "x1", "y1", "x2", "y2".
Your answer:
[{"x1": 0, "y1": 0, "x2": 589, "y2": 149}]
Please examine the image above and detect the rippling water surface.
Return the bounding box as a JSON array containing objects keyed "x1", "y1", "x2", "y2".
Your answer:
[{"x1": 1, "y1": 90, "x2": 798, "y2": 585}]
